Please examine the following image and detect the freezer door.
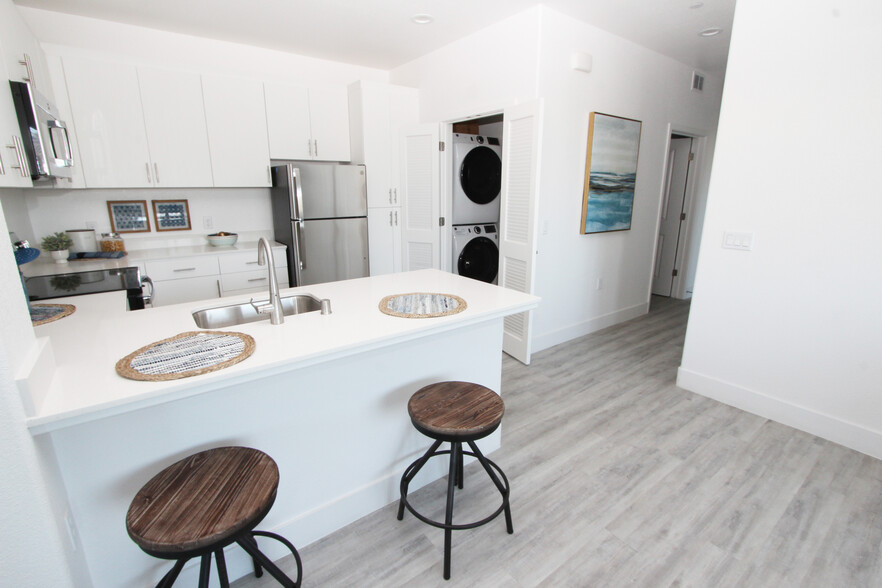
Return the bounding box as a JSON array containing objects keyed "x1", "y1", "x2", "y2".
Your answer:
[
  {"x1": 297, "y1": 217, "x2": 369, "y2": 286},
  {"x1": 295, "y1": 162, "x2": 367, "y2": 219}
]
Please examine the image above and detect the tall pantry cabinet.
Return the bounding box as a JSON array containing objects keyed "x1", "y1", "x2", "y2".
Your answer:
[{"x1": 348, "y1": 81, "x2": 419, "y2": 275}]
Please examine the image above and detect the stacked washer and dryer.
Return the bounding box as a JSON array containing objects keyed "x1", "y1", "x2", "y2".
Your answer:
[{"x1": 451, "y1": 133, "x2": 502, "y2": 284}]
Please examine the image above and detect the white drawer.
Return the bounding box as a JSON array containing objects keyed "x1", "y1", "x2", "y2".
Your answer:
[
  {"x1": 218, "y1": 247, "x2": 287, "y2": 274},
  {"x1": 220, "y1": 267, "x2": 288, "y2": 294},
  {"x1": 145, "y1": 255, "x2": 219, "y2": 281}
]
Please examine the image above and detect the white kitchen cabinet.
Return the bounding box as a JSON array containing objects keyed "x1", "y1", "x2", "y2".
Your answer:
[
  {"x1": 0, "y1": 45, "x2": 32, "y2": 187},
  {"x1": 0, "y1": 0, "x2": 53, "y2": 100},
  {"x1": 62, "y1": 55, "x2": 154, "y2": 188},
  {"x1": 265, "y1": 82, "x2": 351, "y2": 162},
  {"x1": 202, "y1": 74, "x2": 271, "y2": 187},
  {"x1": 367, "y1": 206, "x2": 401, "y2": 275},
  {"x1": 137, "y1": 66, "x2": 213, "y2": 187},
  {"x1": 151, "y1": 275, "x2": 220, "y2": 307},
  {"x1": 217, "y1": 247, "x2": 288, "y2": 297},
  {"x1": 348, "y1": 81, "x2": 418, "y2": 209}
]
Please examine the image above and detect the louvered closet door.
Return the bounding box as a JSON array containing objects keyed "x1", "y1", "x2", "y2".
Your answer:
[
  {"x1": 499, "y1": 100, "x2": 543, "y2": 365},
  {"x1": 400, "y1": 124, "x2": 441, "y2": 271}
]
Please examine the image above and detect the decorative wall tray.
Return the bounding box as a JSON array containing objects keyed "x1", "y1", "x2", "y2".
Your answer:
[
  {"x1": 379, "y1": 292, "x2": 467, "y2": 318},
  {"x1": 116, "y1": 331, "x2": 255, "y2": 381}
]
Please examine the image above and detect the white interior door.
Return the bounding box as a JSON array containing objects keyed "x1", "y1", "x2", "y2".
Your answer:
[
  {"x1": 499, "y1": 100, "x2": 543, "y2": 365},
  {"x1": 652, "y1": 136, "x2": 692, "y2": 296},
  {"x1": 400, "y1": 124, "x2": 440, "y2": 270}
]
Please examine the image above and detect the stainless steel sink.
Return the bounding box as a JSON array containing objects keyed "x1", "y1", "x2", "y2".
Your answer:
[{"x1": 192, "y1": 294, "x2": 324, "y2": 328}]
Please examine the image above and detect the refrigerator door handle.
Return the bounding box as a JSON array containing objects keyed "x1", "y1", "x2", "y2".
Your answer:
[
  {"x1": 293, "y1": 219, "x2": 307, "y2": 271},
  {"x1": 291, "y1": 166, "x2": 305, "y2": 221}
]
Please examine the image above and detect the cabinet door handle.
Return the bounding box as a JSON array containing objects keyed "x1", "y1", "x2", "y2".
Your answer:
[
  {"x1": 394, "y1": 210, "x2": 398, "y2": 226},
  {"x1": 153, "y1": 162, "x2": 160, "y2": 184},
  {"x1": 217, "y1": 279, "x2": 222, "y2": 297},
  {"x1": 389, "y1": 189, "x2": 393, "y2": 204},
  {"x1": 173, "y1": 267, "x2": 196, "y2": 272},
  {"x1": 313, "y1": 139, "x2": 318, "y2": 158},
  {"x1": 0, "y1": 148, "x2": 6, "y2": 176},
  {"x1": 267, "y1": 165, "x2": 271, "y2": 184},
  {"x1": 18, "y1": 53, "x2": 34, "y2": 84},
  {"x1": 394, "y1": 188, "x2": 398, "y2": 204},
  {"x1": 389, "y1": 211, "x2": 393, "y2": 226},
  {"x1": 248, "y1": 277, "x2": 267, "y2": 283},
  {"x1": 307, "y1": 139, "x2": 313, "y2": 157},
  {"x1": 246, "y1": 260, "x2": 259, "y2": 265},
  {"x1": 145, "y1": 162, "x2": 152, "y2": 183},
  {"x1": 7, "y1": 137, "x2": 28, "y2": 176}
]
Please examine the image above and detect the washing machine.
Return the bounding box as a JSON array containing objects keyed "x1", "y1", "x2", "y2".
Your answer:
[
  {"x1": 452, "y1": 133, "x2": 502, "y2": 225},
  {"x1": 453, "y1": 224, "x2": 499, "y2": 284}
]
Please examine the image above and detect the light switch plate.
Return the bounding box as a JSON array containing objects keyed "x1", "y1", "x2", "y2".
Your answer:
[{"x1": 722, "y1": 231, "x2": 754, "y2": 251}]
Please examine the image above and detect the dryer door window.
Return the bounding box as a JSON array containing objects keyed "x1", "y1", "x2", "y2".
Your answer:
[
  {"x1": 457, "y1": 237, "x2": 499, "y2": 283},
  {"x1": 459, "y1": 147, "x2": 502, "y2": 205}
]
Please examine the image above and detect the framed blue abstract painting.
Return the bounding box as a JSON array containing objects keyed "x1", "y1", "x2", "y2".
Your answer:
[
  {"x1": 152, "y1": 199, "x2": 192, "y2": 232},
  {"x1": 107, "y1": 200, "x2": 150, "y2": 233},
  {"x1": 580, "y1": 113, "x2": 642, "y2": 234}
]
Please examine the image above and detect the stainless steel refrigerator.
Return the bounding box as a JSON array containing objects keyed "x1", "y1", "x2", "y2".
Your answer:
[{"x1": 270, "y1": 162, "x2": 369, "y2": 286}]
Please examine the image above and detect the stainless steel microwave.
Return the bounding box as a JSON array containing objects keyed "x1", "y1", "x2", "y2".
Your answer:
[{"x1": 9, "y1": 80, "x2": 74, "y2": 182}]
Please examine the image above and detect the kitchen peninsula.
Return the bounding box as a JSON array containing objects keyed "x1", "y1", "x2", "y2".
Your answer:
[{"x1": 23, "y1": 269, "x2": 538, "y2": 587}]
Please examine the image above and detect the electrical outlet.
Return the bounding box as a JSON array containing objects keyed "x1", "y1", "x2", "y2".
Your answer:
[
  {"x1": 203, "y1": 216, "x2": 213, "y2": 230},
  {"x1": 722, "y1": 231, "x2": 754, "y2": 251}
]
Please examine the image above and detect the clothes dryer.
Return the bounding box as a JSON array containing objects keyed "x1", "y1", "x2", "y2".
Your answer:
[
  {"x1": 452, "y1": 223, "x2": 499, "y2": 284},
  {"x1": 452, "y1": 133, "x2": 502, "y2": 225}
]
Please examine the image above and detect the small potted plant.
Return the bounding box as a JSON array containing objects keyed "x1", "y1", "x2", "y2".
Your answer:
[{"x1": 41, "y1": 232, "x2": 74, "y2": 264}]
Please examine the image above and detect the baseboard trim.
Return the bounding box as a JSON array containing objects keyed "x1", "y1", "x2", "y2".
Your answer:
[
  {"x1": 677, "y1": 366, "x2": 882, "y2": 460},
  {"x1": 533, "y1": 302, "x2": 649, "y2": 353}
]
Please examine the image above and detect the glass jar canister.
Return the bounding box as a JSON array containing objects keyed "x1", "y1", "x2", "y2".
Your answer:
[{"x1": 100, "y1": 232, "x2": 126, "y2": 253}]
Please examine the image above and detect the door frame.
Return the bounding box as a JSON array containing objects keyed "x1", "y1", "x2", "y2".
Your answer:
[{"x1": 651, "y1": 123, "x2": 709, "y2": 299}]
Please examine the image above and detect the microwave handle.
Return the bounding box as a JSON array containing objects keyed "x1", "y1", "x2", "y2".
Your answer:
[{"x1": 46, "y1": 119, "x2": 74, "y2": 167}]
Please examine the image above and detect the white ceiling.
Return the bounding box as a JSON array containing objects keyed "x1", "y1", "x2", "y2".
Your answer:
[{"x1": 13, "y1": 0, "x2": 735, "y2": 73}]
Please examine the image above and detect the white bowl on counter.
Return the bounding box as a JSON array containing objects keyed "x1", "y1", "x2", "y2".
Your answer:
[{"x1": 206, "y1": 233, "x2": 238, "y2": 247}]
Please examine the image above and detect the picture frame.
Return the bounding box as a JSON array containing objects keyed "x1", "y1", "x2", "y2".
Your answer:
[
  {"x1": 151, "y1": 199, "x2": 192, "y2": 232},
  {"x1": 107, "y1": 200, "x2": 151, "y2": 233},
  {"x1": 580, "y1": 112, "x2": 643, "y2": 234}
]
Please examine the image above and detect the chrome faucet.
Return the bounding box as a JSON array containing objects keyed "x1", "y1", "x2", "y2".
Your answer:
[{"x1": 251, "y1": 237, "x2": 284, "y2": 325}]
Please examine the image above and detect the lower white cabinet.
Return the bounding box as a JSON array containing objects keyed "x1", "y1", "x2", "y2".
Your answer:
[
  {"x1": 151, "y1": 275, "x2": 220, "y2": 307},
  {"x1": 218, "y1": 247, "x2": 288, "y2": 297},
  {"x1": 367, "y1": 206, "x2": 401, "y2": 276}
]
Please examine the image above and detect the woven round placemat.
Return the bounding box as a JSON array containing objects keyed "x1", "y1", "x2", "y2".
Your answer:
[
  {"x1": 31, "y1": 304, "x2": 76, "y2": 326},
  {"x1": 379, "y1": 292, "x2": 467, "y2": 318},
  {"x1": 116, "y1": 331, "x2": 255, "y2": 382}
]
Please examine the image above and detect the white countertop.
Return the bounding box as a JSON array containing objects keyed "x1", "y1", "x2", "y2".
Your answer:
[
  {"x1": 20, "y1": 239, "x2": 285, "y2": 278},
  {"x1": 26, "y1": 270, "x2": 539, "y2": 434}
]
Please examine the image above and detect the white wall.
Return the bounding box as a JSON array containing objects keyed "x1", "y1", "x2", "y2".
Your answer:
[
  {"x1": 0, "y1": 188, "x2": 35, "y2": 244},
  {"x1": 679, "y1": 0, "x2": 882, "y2": 458},
  {"x1": 394, "y1": 6, "x2": 724, "y2": 352}
]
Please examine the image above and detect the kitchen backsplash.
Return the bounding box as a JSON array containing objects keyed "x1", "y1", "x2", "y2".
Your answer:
[{"x1": 2, "y1": 186, "x2": 273, "y2": 249}]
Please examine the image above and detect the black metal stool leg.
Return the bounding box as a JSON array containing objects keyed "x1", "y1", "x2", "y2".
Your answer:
[
  {"x1": 455, "y1": 442, "x2": 464, "y2": 490},
  {"x1": 198, "y1": 554, "x2": 212, "y2": 588},
  {"x1": 252, "y1": 530, "x2": 303, "y2": 588},
  {"x1": 237, "y1": 532, "x2": 300, "y2": 588},
  {"x1": 467, "y1": 440, "x2": 513, "y2": 534},
  {"x1": 443, "y1": 441, "x2": 460, "y2": 580},
  {"x1": 239, "y1": 533, "x2": 264, "y2": 578},
  {"x1": 398, "y1": 439, "x2": 443, "y2": 520},
  {"x1": 214, "y1": 548, "x2": 230, "y2": 588},
  {"x1": 155, "y1": 558, "x2": 187, "y2": 588}
]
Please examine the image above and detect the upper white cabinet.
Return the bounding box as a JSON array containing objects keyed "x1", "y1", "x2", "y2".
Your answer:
[
  {"x1": 265, "y1": 82, "x2": 351, "y2": 162},
  {"x1": 62, "y1": 55, "x2": 154, "y2": 188},
  {"x1": 202, "y1": 74, "x2": 271, "y2": 187},
  {"x1": 348, "y1": 81, "x2": 419, "y2": 208},
  {"x1": 0, "y1": 0, "x2": 53, "y2": 100},
  {"x1": 137, "y1": 66, "x2": 213, "y2": 187},
  {"x1": 0, "y1": 45, "x2": 32, "y2": 188}
]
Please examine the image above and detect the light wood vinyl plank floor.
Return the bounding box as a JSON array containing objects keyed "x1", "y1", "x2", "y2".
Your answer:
[{"x1": 234, "y1": 296, "x2": 882, "y2": 587}]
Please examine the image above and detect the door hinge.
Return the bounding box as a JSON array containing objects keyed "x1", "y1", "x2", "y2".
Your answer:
[
  {"x1": 680, "y1": 212, "x2": 686, "y2": 221},
  {"x1": 672, "y1": 269, "x2": 679, "y2": 277},
  {"x1": 688, "y1": 152, "x2": 695, "y2": 161},
  {"x1": 439, "y1": 141, "x2": 445, "y2": 152},
  {"x1": 439, "y1": 217, "x2": 446, "y2": 227}
]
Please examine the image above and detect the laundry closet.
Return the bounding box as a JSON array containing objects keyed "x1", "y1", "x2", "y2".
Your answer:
[{"x1": 449, "y1": 114, "x2": 503, "y2": 284}]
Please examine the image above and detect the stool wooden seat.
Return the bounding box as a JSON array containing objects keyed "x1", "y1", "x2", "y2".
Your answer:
[
  {"x1": 398, "y1": 381, "x2": 513, "y2": 580},
  {"x1": 127, "y1": 446, "x2": 302, "y2": 588}
]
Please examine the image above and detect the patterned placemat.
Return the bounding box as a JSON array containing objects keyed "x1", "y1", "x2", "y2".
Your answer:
[
  {"x1": 379, "y1": 293, "x2": 467, "y2": 318},
  {"x1": 116, "y1": 331, "x2": 255, "y2": 381},
  {"x1": 31, "y1": 304, "x2": 76, "y2": 326}
]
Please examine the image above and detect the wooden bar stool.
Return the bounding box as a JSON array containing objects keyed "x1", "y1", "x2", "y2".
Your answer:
[
  {"x1": 397, "y1": 381, "x2": 513, "y2": 580},
  {"x1": 126, "y1": 446, "x2": 302, "y2": 588}
]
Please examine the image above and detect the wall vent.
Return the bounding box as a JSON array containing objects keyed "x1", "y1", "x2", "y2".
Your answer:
[{"x1": 691, "y1": 71, "x2": 705, "y2": 92}]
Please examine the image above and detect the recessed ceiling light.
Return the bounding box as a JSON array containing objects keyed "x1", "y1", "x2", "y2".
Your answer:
[
  {"x1": 699, "y1": 27, "x2": 723, "y2": 37},
  {"x1": 411, "y1": 14, "x2": 434, "y2": 24}
]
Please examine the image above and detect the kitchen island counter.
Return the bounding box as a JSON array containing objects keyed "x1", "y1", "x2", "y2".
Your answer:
[{"x1": 23, "y1": 269, "x2": 537, "y2": 587}]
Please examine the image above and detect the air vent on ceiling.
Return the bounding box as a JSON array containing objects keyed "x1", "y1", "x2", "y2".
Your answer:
[{"x1": 691, "y1": 71, "x2": 705, "y2": 92}]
